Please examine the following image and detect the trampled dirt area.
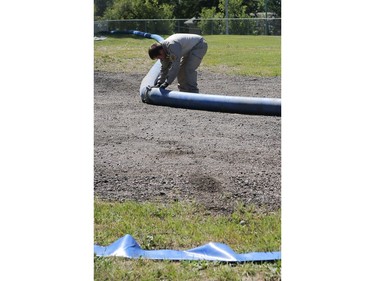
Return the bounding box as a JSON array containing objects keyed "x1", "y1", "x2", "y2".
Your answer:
[{"x1": 94, "y1": 70, "x2": 281, "y2": 214}]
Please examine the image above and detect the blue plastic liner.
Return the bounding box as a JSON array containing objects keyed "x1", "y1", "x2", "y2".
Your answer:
[{"x1": 94, "y1": 234, "x2": 281, "y2": 262}]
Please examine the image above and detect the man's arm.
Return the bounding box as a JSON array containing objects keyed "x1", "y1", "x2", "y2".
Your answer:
[
  {"x1": 165, "y1": 43, "x2": 182, "y2": 85},
  {"x1": 156, "y1": 60, "x2": 171, "y2": 85}
]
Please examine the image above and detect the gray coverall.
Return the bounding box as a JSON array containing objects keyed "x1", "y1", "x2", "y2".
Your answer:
[{"x1": 157, "y1": 33, "x2": 208, "y2": 93}]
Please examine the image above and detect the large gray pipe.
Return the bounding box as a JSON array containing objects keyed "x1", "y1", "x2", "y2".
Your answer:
[{"x1": 124, "y1": 30, "x2": 281, "y2": 116}]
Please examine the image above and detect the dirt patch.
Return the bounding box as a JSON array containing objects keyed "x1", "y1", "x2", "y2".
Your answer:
[{"x1": 94, "y1": 70, "x2": 281, "y2": 214}]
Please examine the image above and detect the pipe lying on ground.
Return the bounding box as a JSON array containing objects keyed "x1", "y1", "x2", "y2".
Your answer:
[{"x1": 124, "y1": 30, "x2": 281, "y2": 116}]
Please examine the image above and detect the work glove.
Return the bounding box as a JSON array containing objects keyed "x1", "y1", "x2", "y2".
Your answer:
[
  {"x1": 160, "y1": 82, "x2": 169, "y2": 89},
  {"x1": 152, "y1": 82, "x2": 162, "y2": 88}
]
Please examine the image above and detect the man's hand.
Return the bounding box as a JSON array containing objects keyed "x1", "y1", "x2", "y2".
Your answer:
[
  {"x1": 160, "y1": 82, "x2": 169, "y2": 89},
  {"x1": 150, "y1": 82, "x2": 168, "y2": 89}
]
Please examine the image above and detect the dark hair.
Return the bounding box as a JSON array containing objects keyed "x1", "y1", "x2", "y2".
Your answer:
[{"x1": 148, "y1": 43, "x2": 163, "y2": 59}]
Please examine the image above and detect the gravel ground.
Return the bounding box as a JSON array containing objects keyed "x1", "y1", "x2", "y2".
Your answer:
[{"x1": 94, "y1": 69, "x2": 281, "y2": 214}]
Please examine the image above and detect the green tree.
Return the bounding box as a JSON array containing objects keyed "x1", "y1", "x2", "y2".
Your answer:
[
  {"x1": 94, "y1": 0, "x2": 114, "y2": 20},
  {"x1": 259, "y1": 0, "x2": 281, "y2": 17},
  {"x1": 94, "y1": 0, "x2": 281, "y2": 20},
  {"x1": 102, "y1": 0, "x2": 174, "y2": 33},
  {"x1": 158, "y1": 0, "x2": 199, "y2": 19},
  {"x1": 219, "y1": 0, "x2": 247, "y2": 18},
  {"x1": 268, "y1": 0, "x2": 281, "y2": 17},
  {"x1": 243, "y1": 0, "x2": 263, "y2": 15},
  {"x1": 199, "y1": 0, "x2": 261, "y2": 34},
  {"x1": 198, "y1": 6, "x2": 224, "y2": 34},
  {"x1": 103, "y1": 0, "x2": 173, "y2": 19}
]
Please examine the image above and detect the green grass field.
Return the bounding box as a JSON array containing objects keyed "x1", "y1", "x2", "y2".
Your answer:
[
  {"x1": 204, "y1": 35, "x2": 281, "y2": 76},
  {"x1": 94, "y1": 34, "x2": 281, "y2": 280},
  {"x1": 94, "y1": 35, "x2": 281, "y2": 77}
]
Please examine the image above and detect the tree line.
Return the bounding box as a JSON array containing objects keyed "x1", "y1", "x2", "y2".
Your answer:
[{"x1": 94, "y1": 0, "x2": 281, "y2": 21}]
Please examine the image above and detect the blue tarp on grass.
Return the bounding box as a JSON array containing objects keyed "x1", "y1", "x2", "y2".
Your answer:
[{"x1": 94, "y1": 234, "x2": 281, "y2": 262}]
